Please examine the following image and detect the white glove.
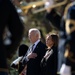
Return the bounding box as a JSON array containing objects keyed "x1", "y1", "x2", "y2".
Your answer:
[
  {"x1": 60, "y1": 64, "x2": 71, "y2": 75},
  {"x1": 12, "y1": 56, "x2": 23, "y2": 65}
]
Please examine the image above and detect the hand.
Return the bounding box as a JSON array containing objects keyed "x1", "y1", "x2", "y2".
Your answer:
[{"x1": 28, "y1": 53, "x2": 37, "y2": 59}]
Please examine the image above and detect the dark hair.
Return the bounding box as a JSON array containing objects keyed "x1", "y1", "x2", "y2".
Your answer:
[
  {"x1": 18, "y1": 44, "x2": 28, "y2": 56},
  {"x1": 51, "y1": 34, "x2": 59, "y2": 47}
]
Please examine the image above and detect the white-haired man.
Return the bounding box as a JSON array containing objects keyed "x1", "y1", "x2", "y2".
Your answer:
[{"x1": 22, "y1": 28, "x2": 47, "y2": 75}]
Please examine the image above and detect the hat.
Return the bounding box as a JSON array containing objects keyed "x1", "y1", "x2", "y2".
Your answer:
[
  {"x1": 67, "y1": 4, "x2": 75, "y2": 20},
  {"x1": 19, "y1": 44, "x2": 28, "y2": 56},
  {"x1": 64, "y1": 2, "x2": 75, "y2": 34}
]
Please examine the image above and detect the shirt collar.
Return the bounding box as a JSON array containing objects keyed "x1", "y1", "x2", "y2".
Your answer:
[
  {"x1": 34, "y1": 39, "x2": 40, "y2": 46},
  {"x1": 33, "y1": 39, "x2": 40, "y2": 48}
]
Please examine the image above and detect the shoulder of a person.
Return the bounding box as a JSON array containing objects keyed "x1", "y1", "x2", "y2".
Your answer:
[
  {"x1": 39, "y1": 41, "x2": 47, "y2": 48},
  {"x1": 36, "y1": 40, "x2": 44, "y2": 44}
]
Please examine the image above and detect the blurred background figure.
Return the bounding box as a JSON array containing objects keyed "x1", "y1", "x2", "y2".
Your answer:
[
  {"x1": 40, "y1": 32, "x2": 59, "y2": 75},
  {"x1": 18, "y1": 44, "x2": 28, "y2": 75},
  {"x1": 10, "y1": 44, "x2": 29, "y2": 75},
  {"x1": 18, "y1": 44, "x2": 28, "y2": 57},
  {"x1": 0, "y1": 0, "x2": 24, "y2": 75}
]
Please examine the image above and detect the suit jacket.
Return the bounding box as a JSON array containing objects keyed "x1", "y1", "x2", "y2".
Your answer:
[
  {"x1": 26, "y1": 41, "x2": 47, "y2": 75},
  {"x1": 40, "y1": 46, "x2": 58, "y2": 75}
]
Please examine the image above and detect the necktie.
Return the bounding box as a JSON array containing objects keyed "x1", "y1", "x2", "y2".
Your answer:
[{"x1": 32, "y1": 44, "x2": 35, "y2": 52}]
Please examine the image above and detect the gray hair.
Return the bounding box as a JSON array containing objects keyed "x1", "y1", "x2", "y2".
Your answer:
[{"x1": 29, "y1": 28, "x2": 41, "y2": 38}]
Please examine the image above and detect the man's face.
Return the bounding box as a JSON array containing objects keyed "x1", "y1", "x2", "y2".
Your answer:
[{"x1": 28, "y1": 31, "x2": 37, "y2": 43}]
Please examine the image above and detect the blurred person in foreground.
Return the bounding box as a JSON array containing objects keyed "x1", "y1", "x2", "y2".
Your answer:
[
  {"x1": 40, "y1": 33, "x2": 59, "y2": 75},
  {"x1": 60, "y1": 2, "x2": 75, "y2": 75},
  {"x1": 22, "y1": 28, "x2": 47, "y2": 75},
  {"x1": 0, "y1": 0, "x2": 24, "y2": 75}
]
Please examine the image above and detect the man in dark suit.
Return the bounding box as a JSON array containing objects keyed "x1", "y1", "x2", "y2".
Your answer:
[
  {"x1": 22, "y1": 28, "x2": 47, "y2": 75},
  {"x1": 0, "y1": 0, "x2": 24, "y2": 75}
]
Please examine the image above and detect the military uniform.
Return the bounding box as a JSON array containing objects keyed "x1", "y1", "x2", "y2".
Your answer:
[{"x1": 64, "y1": 2, "x2": 75, "y2": 75}]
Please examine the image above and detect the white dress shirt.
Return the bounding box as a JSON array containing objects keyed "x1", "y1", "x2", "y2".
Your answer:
[
  {"x1": 25, "y1": 39, "x2": 40, "y2": 62},
  {"x1": 33, "y1": 39, "x2": 40, "y2": 51}
]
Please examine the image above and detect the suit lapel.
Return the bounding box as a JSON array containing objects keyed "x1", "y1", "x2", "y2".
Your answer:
[{"x1": 33, "y1": 41, "x2": 41, "y2": 52}]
